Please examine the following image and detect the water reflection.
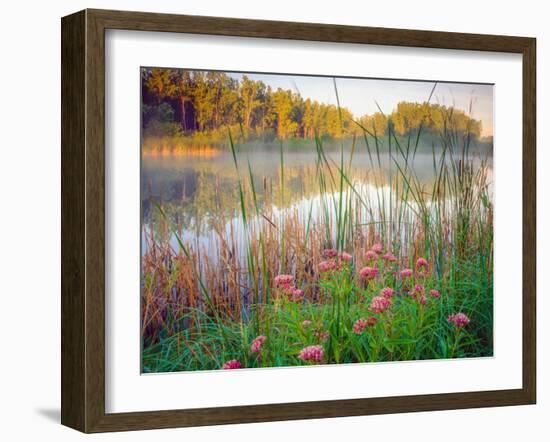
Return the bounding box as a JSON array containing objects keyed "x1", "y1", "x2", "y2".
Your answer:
[{"x1": 141, "y1": 143, "x2": 492, "y2": 257}]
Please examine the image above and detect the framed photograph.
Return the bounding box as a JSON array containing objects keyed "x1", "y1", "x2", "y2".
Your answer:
[{"x1": 61, "y1": 9, "x2": 536, "y2": 433}]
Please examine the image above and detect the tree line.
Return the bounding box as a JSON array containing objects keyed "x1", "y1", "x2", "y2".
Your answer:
[{"x1": 141, "y1": 68, "x2": 483, "y2": 141}]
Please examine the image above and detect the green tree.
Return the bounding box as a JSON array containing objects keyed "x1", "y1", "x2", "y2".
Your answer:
[
  {"x1": 240, "y1": 76, "x2": 264, "y2": 130},
  {"x1": 145, "y1": 68, "x2": 176, "y2": 104},
  {"x1": 272, "y1": 89, "x2": 298, "y2": 139},
  {"x1": 141, "y1": 68, "x2": 483, "y2": 142}
]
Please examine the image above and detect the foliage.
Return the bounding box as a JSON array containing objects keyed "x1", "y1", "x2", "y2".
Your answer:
[
  {"x1": 142, "y1": 253, "x2": 492, "y2": 372},
  {"x1": 141, "y1": 68, "x2": 483, "y2": 144},
  {"x1": 140, "y1": 107, "x2": 494, "y2": 371}
]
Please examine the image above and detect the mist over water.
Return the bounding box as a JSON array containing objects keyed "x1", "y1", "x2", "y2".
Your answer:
[{"x1": 141, "y1": 142, "x2": 492, "y2": 259}]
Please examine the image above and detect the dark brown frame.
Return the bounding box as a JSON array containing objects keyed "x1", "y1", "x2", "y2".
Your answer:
[{"x1": 61, "y1": 8, "x2": 536, "y2": 433}]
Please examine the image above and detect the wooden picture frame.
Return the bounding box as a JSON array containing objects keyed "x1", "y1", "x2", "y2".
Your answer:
[{"x1": 61, "y1": 8, "x2": 536, "y2": 433}]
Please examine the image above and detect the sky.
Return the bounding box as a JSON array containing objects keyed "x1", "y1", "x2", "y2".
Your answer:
[{"x1": 230, "y1": 72, "x2": 494, "y2": 137}]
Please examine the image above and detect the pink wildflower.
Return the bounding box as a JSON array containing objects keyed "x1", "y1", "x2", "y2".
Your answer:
[
  {"x1": 353, "y1": 318, "x2": 369, "y2": 334},
  {"x1": 381, "y1": 287, "x2": 395, "y2": 299},
  {"x1": 323, "y1": 248, "x2": 338, "y2": 258},
  {"x1": 352, "y1": 317, "x2": 377, "y2": 333},
  {"x1": 359, "y1": 266, "x2": 379, "y2": 279},
  {"x1": 419, "y1": 295, "x2": 427, "y2": 305},
  {"x1": 298, "y1": 345, "x2": 324, "y2": 363},
  {"x1": 319, "y1": 260, "x2": 337, "y2": 273},
  {"x1": 367, "y1": 316, "x2": 378, "y2": 327},
  {"x1": 429, "y1": 289, "x2": 441, "y2": 298},
  {"x1": 409, "y1": 284, "x2": 425, "y2": 301},
  {"x1": 383, "y1": 252, "x2": 397, "y2": 263},
  {"x1": 250, "y1": 335, "x2": 266, "y2": 353},
  {"x1": 288, "y1": 288, "x2": 305, "y2": 302},
  {"x1": 283, "y1": 285, "x2": 294, "y2": 294},
  {"x1": 368, "y1": 296, "x2": 392, "y2": 314},
  {"x1": 448, "y1": 313, "x2": 470, "y2": 328},
  {"x1": 416, "y1": 257, "x2": 429, "y2": 269},
  {"x1": 365, "y1": 250, "x2": 378, "y2": 261},
  {"x1": 340, "y1": 252, "x2": 353, "y2": 262},
  {"x1": 371, "y1": 243, "x2": 384, "y2": 254},
  {"x1": 400, "y1": 268, "x2": 413, "y2": 278},
  {"x1": 318, "y1": 331, "x2": 330, "y2": 342},
  {"x1": 274, "y1": 274, "x2": 294, "y2": 289},
  {"x1": 222, "y1": 359, "x2": 242, "y2": 370},
  {"x1": 302, "y1": 320, "x2": 312, "y2": 327}
]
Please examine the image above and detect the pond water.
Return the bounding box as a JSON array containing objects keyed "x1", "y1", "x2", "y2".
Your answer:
[{"x1": 141, "y1": 141, "x2": 492, "y2": 257}]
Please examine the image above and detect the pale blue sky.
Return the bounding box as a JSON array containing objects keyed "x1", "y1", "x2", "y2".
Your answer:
[{"x1": 230, "y1": 72, "x2": 494, "y2": 137}]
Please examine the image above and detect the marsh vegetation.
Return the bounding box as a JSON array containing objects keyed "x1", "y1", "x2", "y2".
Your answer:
[{"x1": 140, "y1": 69, "x2": 493, "y2": 372}]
